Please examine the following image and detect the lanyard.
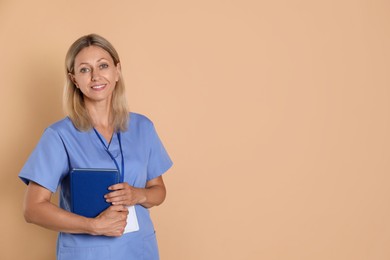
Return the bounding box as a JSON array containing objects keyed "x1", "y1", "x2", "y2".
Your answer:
[{"x1": 93, "y1": 129, "x2": 125, "y2": 183}]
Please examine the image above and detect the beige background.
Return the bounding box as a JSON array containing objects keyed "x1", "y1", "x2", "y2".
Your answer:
[{"x1": 1, "y1": 0, "x2": 390, "y2": 259}]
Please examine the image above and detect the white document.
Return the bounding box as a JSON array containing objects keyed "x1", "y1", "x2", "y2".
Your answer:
[{"x1": 124, "y1": 206, "x2": 139, "y2": 234}]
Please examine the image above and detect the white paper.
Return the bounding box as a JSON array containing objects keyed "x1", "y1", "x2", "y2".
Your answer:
[{"x1": 124, "y1": 206, "x2": 139, "y2": 234}]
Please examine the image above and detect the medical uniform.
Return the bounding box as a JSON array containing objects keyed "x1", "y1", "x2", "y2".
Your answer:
[{"x1": 19, "y1": 112, "x2": 173, "y2": 260}]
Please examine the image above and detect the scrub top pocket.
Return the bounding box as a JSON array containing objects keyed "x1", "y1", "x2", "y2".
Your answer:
[{"x1": 58, "y1": 245, "x2": 110, "y2": 260}]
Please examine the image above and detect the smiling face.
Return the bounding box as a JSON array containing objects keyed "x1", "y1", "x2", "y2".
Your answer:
[{"x1": 70, "y1": 45, "x2": 121, "y2": 106}]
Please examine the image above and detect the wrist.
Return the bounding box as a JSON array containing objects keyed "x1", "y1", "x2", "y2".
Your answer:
[
  {"x1": 85, "y1": 217, "x2": 99, "y2": 235},
  {"x1": 137, "y1": 188, "x2": 147, "y2": 205}
]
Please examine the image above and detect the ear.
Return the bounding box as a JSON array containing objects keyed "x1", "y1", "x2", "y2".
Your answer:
[
  {"x1": 68, "y1": 73, "x2": 78, "y2": 88},
  {"x1": 115, "y1": 63, "x2": 121, "y2": 82}
]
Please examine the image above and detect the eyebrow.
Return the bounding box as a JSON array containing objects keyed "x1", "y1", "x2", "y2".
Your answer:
[{"x1": 76, "y1": 58, "x2": 109, "y2": 67}]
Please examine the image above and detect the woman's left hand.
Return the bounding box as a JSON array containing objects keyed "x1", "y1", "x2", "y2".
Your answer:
[{"x1": 105, "y1": 183, "x2": 147, "y2": 206}]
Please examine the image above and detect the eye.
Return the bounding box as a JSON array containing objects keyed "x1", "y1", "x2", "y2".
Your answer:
[
  {"x1": 79, "y1": 67, "x2": 90, "y2": 73},
  {"x1": 99, "y1": 63, "x2": 109, "y2": 69}
]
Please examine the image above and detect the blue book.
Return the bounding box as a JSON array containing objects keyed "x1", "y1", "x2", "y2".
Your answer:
[{"x1": 70, "y1": 168, "x2": 120, "y2": 218}]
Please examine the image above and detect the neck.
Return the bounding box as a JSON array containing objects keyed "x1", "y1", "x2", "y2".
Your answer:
[
  {"x1": 88, "y1": 104, "x2": 114, "y2": 143},
  {"x1": 85, "y1": 100, "x2": 112, "y2": 129}
]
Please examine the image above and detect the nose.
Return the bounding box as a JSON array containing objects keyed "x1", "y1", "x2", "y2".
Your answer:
[{"x1": 91, "y1": 68, "x2": 100, "y2": 81}]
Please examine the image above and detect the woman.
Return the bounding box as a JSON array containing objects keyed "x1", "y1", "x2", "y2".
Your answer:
[{"x1": 19, "y1": 34, "x2": 173, "y2": 259}]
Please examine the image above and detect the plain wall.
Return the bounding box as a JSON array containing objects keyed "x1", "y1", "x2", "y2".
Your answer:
[{"x1": 1, "y1": 0, "x2": 390, "y2": 259}]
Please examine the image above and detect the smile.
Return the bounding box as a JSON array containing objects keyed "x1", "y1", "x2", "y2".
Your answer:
[{"x1": 91, "y1": 84, "x2": 106, "y2": 89}]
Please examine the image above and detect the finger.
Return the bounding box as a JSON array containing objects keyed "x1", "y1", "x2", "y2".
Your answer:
[
  {"x1": 105, "y1": 189, "x2": 128, "y2": 200},
  {"x1": 107, "y1": 195, "x2": 127, "y2": 205},
  {"x1": 109, "y1": 205, "x2": 128, "y2": 212},
  {"x1": 108, "y1": 182, "x2": 128, "y2": 191}
]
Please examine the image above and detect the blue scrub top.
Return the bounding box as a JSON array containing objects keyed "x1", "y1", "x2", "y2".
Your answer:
[{"x1": 19, "y1": 112, "x2": 173, "y2": 260}]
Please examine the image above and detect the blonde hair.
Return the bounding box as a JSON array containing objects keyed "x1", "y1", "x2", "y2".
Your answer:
[{"x1": 64, "y1": 34, "x2": 129, "y2": 131}]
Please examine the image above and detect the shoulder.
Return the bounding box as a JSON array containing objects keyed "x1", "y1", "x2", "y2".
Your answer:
[
  {"x1": 45, "y1": 117, "x2": 77, "y2": 135},
  {"x1": 45, "y1": 118, "x2": 99, "y2": 145},
  {"x1": 129, "y1": 112, "x2": 154, "y2": 129},
  {"x1": 28, "y1": 118, "x2": 73, "y2": 150}
]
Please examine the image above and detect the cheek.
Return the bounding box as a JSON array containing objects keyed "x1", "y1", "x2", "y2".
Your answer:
[{"x1": 75, "y1": 78, "x2": 89, "y2": 88}]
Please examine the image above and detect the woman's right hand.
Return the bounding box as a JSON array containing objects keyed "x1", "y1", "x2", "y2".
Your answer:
[
  {"x1": 90, "y1": 205, "x2": 129, "y2": 237},
  {"x1": 23, "y1": 182, "x2": 128, "y2": 236}
]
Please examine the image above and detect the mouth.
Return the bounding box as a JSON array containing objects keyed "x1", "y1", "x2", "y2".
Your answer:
[{"x1": 91, "y1": 84, "x2": 106, "y2": 90}]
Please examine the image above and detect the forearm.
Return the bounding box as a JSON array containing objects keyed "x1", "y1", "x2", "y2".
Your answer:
[
  {"x1": 138, "y1": 184, "x2": 166, "y2": 208},
  {"x1": 24, "y1": 199, "x2": 93, "y2": 234},
  {"x1": 23, "y1": 182, "x2": 95, "y2": 235}
]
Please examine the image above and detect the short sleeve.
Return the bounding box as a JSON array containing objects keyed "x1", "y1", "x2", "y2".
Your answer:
[
  {"x1": 146, "y1": 123, "x2": 173, "y2": 181},
  {"x1": 19, "y1": 128, "x2": 69, "y2": 192}
]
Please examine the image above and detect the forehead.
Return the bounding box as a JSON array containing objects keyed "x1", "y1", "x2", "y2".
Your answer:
[{"x1": 74, "y1": 45, "x2": 113, "y2": 65}]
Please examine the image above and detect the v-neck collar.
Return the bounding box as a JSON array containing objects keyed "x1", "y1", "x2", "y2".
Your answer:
[{"x1": 93, "y1": 128, "x2": 115, "y2": 149}]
